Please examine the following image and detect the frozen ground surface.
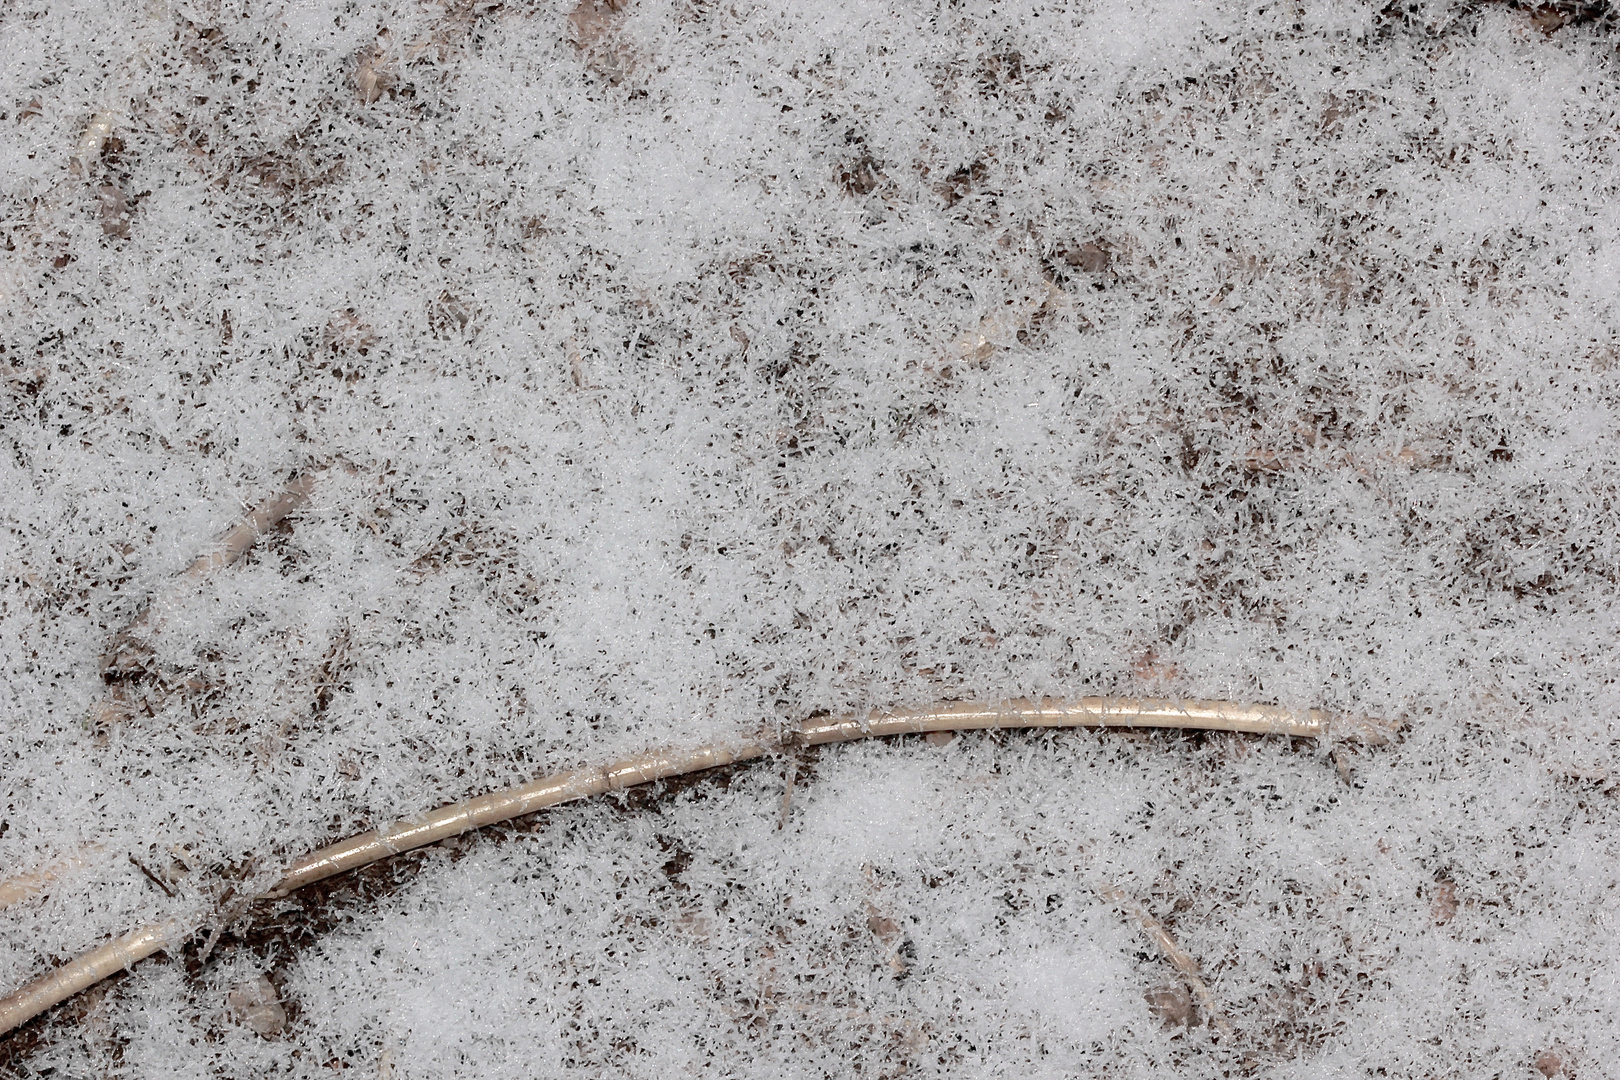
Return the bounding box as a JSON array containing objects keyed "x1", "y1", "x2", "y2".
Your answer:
[{"x1": 2, "y1": 0, "x2": 1619, "y2": 1075}]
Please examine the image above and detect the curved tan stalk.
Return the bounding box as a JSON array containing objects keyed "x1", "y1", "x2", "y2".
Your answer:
[
  {"x1": 0, "y1": 921, "x2": 179, "y2": 1036},
  {"x1": 0, "y1": 697, "x2": 1390, "y2": 1035},
  {"x1": 801, "y1": 697, "x2": 1331, "y2": 743},
  {"x1": 276, "y1": 697, "x2": 1370, "y2": 896},
  {"x1": 101, "y1": 470, "x2": 326, "y2": 677},
  {"x1": 0, "y1": 847, "x2": 105, "y2": 912},
  {"x1": 274, "y1": 738, "x2": 776, "y2": 894},
  {"x1": 0, "y1": 471, "x2": 334, "y2": 910}
]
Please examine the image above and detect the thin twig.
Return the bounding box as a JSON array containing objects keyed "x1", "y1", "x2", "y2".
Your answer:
[
  {"x1": 0, "y1": 847, "x2": 104, "y2": 912},
  {"x1": 1098, "y1": 882, "x2": 1235, "y2": 1039},
  {"x1": 777, "y1": 751, "x2": 800, "y2": 830},
  {"x1": 0, "y1": 696, "x2": 1392, "y2": 1035},
  {"x1": 101, "y1": 470, "x2": 326, "y2": 677},
  {"x1": 0, "y1": 469, "x2": 339, "y2": 911},
  {"x1": 127, "y1": 855, "x2": 173, "y2": 898}
]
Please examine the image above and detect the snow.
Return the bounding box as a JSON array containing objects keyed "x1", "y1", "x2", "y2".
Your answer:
[{"x1": 2, "y1": 0, "x2": 1618, "y2": 1075}]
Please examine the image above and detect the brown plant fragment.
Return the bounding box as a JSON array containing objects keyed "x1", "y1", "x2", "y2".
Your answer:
[
  {"x1": 324, "y1": 309, "x2": 377, "y2": 356},
  {"x1": 354, "y1": 36, "x2": 399, "y2": 104},
  {"x1": 1060, "y1": 241, "x2": 1110, "y2": 274},
  {"x1": 941, "y1": 160, "x2": 988, "y2": 207},
  {"x1": 570, "y1": 0, "x2": 629, "y2": 42},
  {"x1": 864, "y1": 896, "x2": 909, "y2": 977},
  {"x1": 1528, "y1": 5, "x2": 1572, "y2": 34},
  {"x1": 865, "y1": 904, "x2": 900, "y2": 943},
  {"x1": 1132, "y1": 647, "x2": 1179, "y2": 686},
  {"x1": 839, "y1": 154, "x2": 880, "y2": 196},
  {"x1": 1534, "y1": 1047, "x2": 1570, "y2": 1077},
  {"x1": 570, "y1": 0, "x2": 634, "y2": 82},
  {"x1": 97, "y1": 185, "x2": 130, "y2": 239},
  {"x1": 1431, "y1": 878, "x2": 1458, "y2": 925},
  {"x1": 227, "y1": 974, "x2": 287, "y2": 1038},
  {"x1": 1144, "y1": 982, "x2": 1196, "y2": 1028},
  {"x1": 1100, "y1": 882, "x2": 1234, "y2": 1038}
]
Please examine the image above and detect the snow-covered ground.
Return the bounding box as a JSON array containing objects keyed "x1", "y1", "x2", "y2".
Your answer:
[{"x1": 2, "y1": 0, "x2": 1618, "y2": 1075}]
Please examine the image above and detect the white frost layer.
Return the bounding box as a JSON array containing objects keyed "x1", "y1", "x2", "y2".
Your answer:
[{"x1": 2, "y1": 0, "x2": 1617, "y2": 1074}]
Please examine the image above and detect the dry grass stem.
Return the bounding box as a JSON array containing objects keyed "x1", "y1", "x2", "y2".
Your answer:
[
  {"x1": 0, "y1": 921, "x2": 180, "y2": 1036},
  {"x1": 0, "y1": 847, "x2": 105, "y2": 912},
  {"x1": 1099, "y1": 883, "x2": 1235, "y2": 1039},
  {"x1": 101, "y1": 470, "x2": 325, "y2": 677},
  {"x1": 776, "y1": 753, "x2": 799, "y2": 830},
  {"x1": 0, "y1": 696, "x2": 1388, "y2": 1034},
  {"x1": 0, "y1": 471, "x2": 333, "y2": 914}
]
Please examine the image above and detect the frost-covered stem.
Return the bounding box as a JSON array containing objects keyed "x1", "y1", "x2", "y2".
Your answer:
[
  {"x1": 0, "y1": 847, "x2": 105, "y2": 912},
  {"x1": 273, "y1": 739, "x2": 777, "y2": 894},
  {"x1": 180, "y1": 473, "x2": 323, "y2": 582},
  {"x1": 0, "y1": 471, "x2": 333, "y2": 910},
  {"x1": 0, "y1": 921, "x2": 180, "y2": 1035},
  {"x1": 1099, "y1": 883, "x2": 1235, "y2": 1038},
  {"x1": 101, "y1": 470, "x2": 325, "y2": 677},
  {"x1": 0, "y1": 697, "x2": 1390, "y2": 1034},
  {"x1": 73, "y1": 111, "x2": 119, "y2": 175},
  {"x1": 275, "y1": 697, "x2": 1370, "y2": 894}
]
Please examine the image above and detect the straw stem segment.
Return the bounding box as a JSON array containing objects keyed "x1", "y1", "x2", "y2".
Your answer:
[{"x1": 0, "y1": 697, "x2": 1389, "y2": 1036}]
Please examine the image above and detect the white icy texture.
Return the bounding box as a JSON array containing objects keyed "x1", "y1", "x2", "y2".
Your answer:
[{"x1": 1, "y1": 0, "x2": 1618, "y2": 1075}]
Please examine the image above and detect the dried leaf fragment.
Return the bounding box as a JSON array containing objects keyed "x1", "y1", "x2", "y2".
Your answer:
[
  {"x1": 1144, "y1": 982, "x2": 1196, "y2": 1028},
  {"x1": 1528, "y1": 5, "x2": 1571, "y2": 34},
  {"x1": 324, "y1": 309, "x2": 377, "y2": 356},
  {"x1": 1534, "y1": 1047, "x2": 1571, "y2": 1077},
  {"x1": 839, "y1": 154, "x2": 880, "y2": 196},
  {"x1": 97, "y1": 185, "x2": 130, "y2": 239},
  {"x1": 354, "y1": 36, "x2": 399, "y2": 104},
  {"x1": 1060, "y1": 241, "x2": 1110, "y2": 274},
  {"x1": 865, "y1": 905, "x2": 900, "y2": 942},
  {"x1": 940, "y1": 160, "x2": 988, "y2": 207},
  {"x1": 570, "y1": 0, "x2": 629, "y2": 45},
  {"x1": 227, "y1": 974, "x2": 287, "y2": 1037},
  {"x1": 570, "y1": 0, "x2": 634, "y2": 82}
]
